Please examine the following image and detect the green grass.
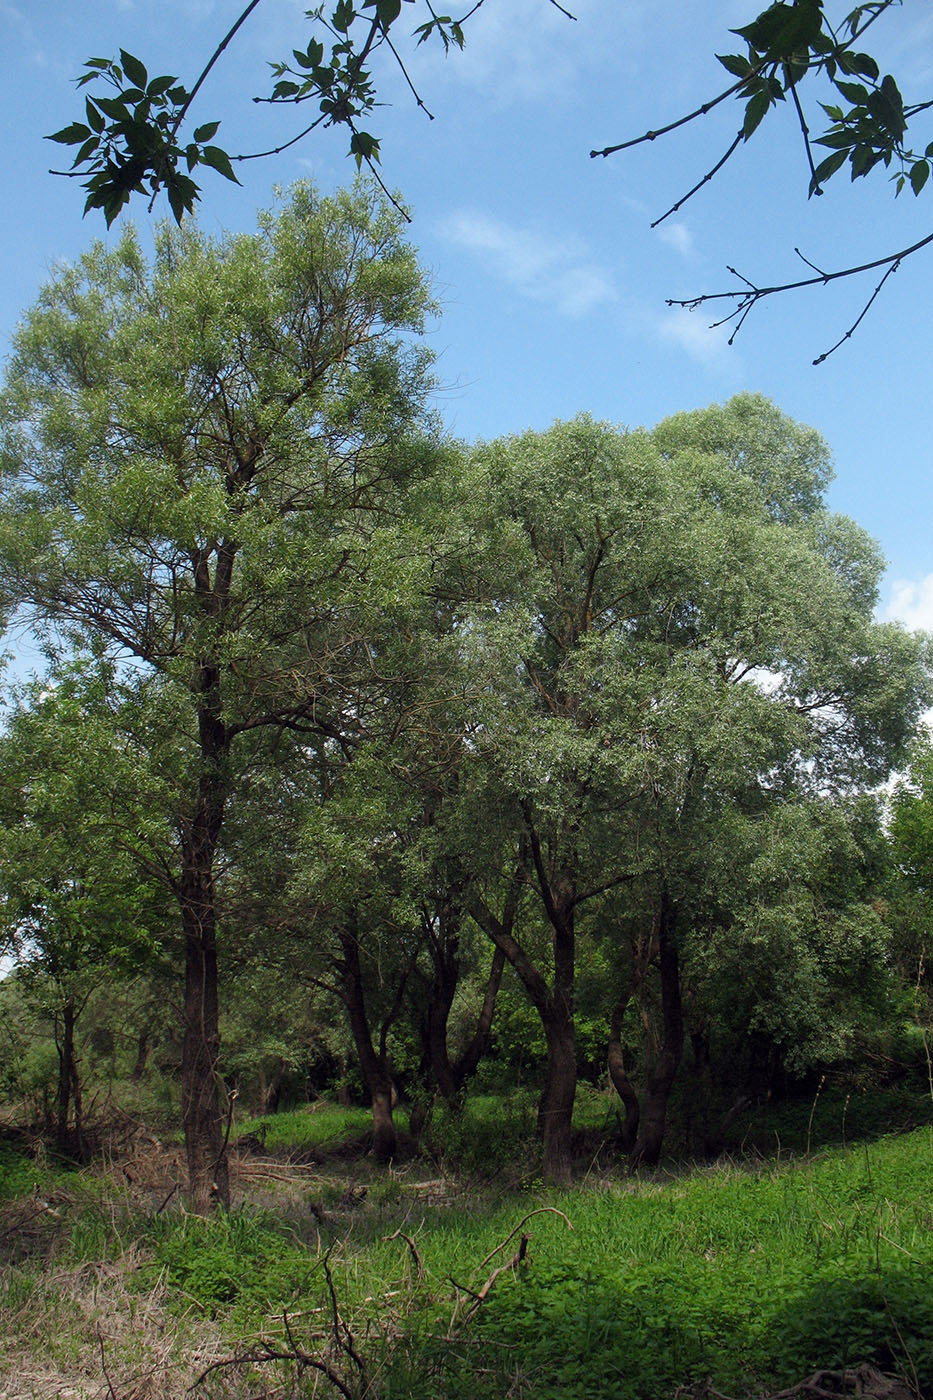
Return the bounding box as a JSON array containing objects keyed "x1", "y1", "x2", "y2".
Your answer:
[
  {"x1": 114, "y1": 1125, "x2": 933, "y2": 1398},
  {"x1": 3, "y1": 1100, "x2": 933, "y2": 1398},
  {"x1": 233, "y1": 1101, "x2": 403, "y2": 1152}
]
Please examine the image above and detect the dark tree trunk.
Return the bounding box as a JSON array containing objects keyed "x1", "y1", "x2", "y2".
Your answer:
[
  {"x1": 608, "y1": 929, "x2": 656, "y2": 1154},
  {"x1": 631, "y1": 893, "x2": 683, "y2": 1168},
  {"x1": 607, "y1": 999, "x2": 640, "y2": 1155},
  {"x1": 179, "y1": 684, "x2": 230, "y2": 1213},
  {"x1": 261, "y1": 1058, "x2": 288, "y2": 1114},
  {"x1": 452, "y1": 945, "x2": 505, "y2": 1089},
  {"x1": 55, "y1": 996, "x2": 83, "y2": 1160},
  {"x1": 130, "y1": 1026, "x2": 151, "y2": 1083},
  {"x1": 338, "y1": 924, "x2": 397, "y2": 1164},
  {"x1": 423, "y1": 896, "x2": 506, "y2": 1104},
  {"x1": 538, "y1": 1001, "x2": 576, "y2": 1186},
  {"x1": 467, "y1": 865, "x2": 577, "y2": 1187},
  {"x1": 424, "y1": 904, "x2": 461, "y2": 1105}
]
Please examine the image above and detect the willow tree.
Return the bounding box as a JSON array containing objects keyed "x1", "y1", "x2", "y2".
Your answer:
[
  {"x1": 458, "y1": 397, "x2": 928, "y2": 1179},
  {"x1": 0, "y1": 180, "x2": 440, "y2": 1209}
]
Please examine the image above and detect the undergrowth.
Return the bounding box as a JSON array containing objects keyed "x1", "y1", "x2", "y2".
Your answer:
[{"x1": 2, "y1": 1108, "x2": 933, "y2": 1398}]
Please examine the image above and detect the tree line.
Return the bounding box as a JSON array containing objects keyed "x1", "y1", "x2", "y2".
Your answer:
[{"x1": 0, "y1": 182, "x2": 930, "y2": 1206}]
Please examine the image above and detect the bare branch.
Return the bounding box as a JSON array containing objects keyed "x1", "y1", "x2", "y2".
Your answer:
[
  {"x1": 590, "y1": 68, "x2": 763, "y2": 161},
  {"x1": 670, "y1": 229, "x2": 933, "y2": 358},
  {"x1": 652, "y1": 129, "x2": 744, "y2": 228}
]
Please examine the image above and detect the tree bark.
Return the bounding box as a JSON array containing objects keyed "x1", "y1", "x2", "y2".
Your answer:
[
  {"x1": 467, "y1": 866, "x2": 577, "y2": 1187},
  {"x1": 338, "y1": 923, "x2": 397, "y2": 1163},
  {"x1": 453, "y1": 945, "x2": 506, "y2": 1089},
  {"x1": 55, "y1": 995, "x2": 83, "y2": 1160},
  {"x1": 179, "y1": 683, "x2": 230, "y2": 1213},
  {"x1": 423, "y1": 896, "x2": 506, "y2": 1103},
  {"x1": 130, "y1": 1026, "x2": 151, "y2": 1083},
  {"x1": 631, "y1": 892, "x2": 683, "y2": 1168},
  {"x1": 607, "y1": 999, "x2": 640, "y2": 1155}
]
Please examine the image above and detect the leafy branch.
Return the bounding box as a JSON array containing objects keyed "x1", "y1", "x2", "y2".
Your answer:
[
  {"x1": 594, "y1": 0, "x2": 933, "y2": 355},
  {"x1": 51, "y1": 0, "x2": 575, "y2": 226}
]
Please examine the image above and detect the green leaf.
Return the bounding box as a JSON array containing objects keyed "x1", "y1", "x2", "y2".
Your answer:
[
  {"x1": 835, "y1": 80, "x2": 869, "y2": 106},
  {"x1": 72, "y1": 136, "x2": 100, "y2": 168},
  {"x1": 201, "y1": 145, "x2": 241, "y2": 183},
  {"x1": 332, "y1": 1, "x2": 355, "y2": 34},
  {"x1": 95, "y1": 96, "x2": 133, "y2": 123},
  {"x1": 850, "y1": 51, "x2": 879, "y2": 81},
  {"x1": 85, "y1": 99, "x2": 106, "y2": 134},
  {"x1": 809, "y1": 149, "x2": 847, "y2": 193},
  {"x1": 120, "y1": 50, "x2": 148, "y2": 90},
  {"x1": 375, "y1": 0, "x2": 402, "y2": 25},
  {"x1": 48, "y1": 123, "x2": 93, "y2": 146},
  {"x1": 349, "y1": 129, "x2": 380, "y2": 166},
  {"x1": 193, "y1": 121, "x2": 221, "y2": 143},
  {"x1": 743, "y1": 88, "x2": 772, "y2": 140},
  {"x1": 910, "y1": 160, "x2": 929, "y2": 195},
  {"x1": 717, "y1": 52, "x2": 753, "y2": 80},
  {"x1": 146, "y1": 75, "x2": 177, "y2": 98}
]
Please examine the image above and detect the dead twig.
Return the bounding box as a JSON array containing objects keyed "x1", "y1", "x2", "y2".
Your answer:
[{"x1": 383, "y1": 1226, "x2": 424, "y2": 1280}]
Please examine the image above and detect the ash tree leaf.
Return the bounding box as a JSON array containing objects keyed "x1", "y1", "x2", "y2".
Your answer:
[
  {"x1": 201, "y1": 145, "x2": 240, "y2": 183},
  {"x1": 193, "y1": 121, "x2": 221, "y2": 143},
  {"x1": 743, "y1": 88, "x2": 772, "y2": 139},
  {"x1": 85, "y1": 99, "x2": 106, "y2": 133},
  {"x1": 718, "y1": 53, "x2": 753, "y2": 79},
  {"x1": 120, "y1": 50, "x2": 148, "y2": 90},
  {"x1": 48, "y1": 123, "x2": 93, "y2": 146},
  {"x1": 809, "y1": 149, "x2": 847, "y2": 193},
  {"x1": 910, "y1": 159, "x2": 929, "y2": 195}
]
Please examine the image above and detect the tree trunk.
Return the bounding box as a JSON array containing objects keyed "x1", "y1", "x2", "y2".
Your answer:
[
  {"x1": 631, "y1": 893, "x2": 683, "y2": 1168},
  {"x1": 179, "y1": 690, "x2": 230, "y2": 1213},
  {"x1": 607, "y1": 999, "x2": 640, "y2": 1154},
  {"x1": 467, "y1": 867, "x2": 576, "y2": 1186},
  {"x1": 453, "y1": 945, "x2": 506, "y2": 1089},
  {"x1": 339, "y1": 923, "x2": 397, "y2": 1164},
  {"x1": 538, "y1": 1006, "x2": 576, "y2": 1186},
  {"x1": 55, "y1": 996, "x2": 82, "y2": 1159},
  {"x1": 130, "y1": 1026, "x2": 151, "y2": 1083},
  {"x1": 261, "y1": 1058, "x2": 288, "y2": 1115}
]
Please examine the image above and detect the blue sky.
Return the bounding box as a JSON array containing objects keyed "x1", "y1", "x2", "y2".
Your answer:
[{"x1": 2, "y1": 0, "x2": 932, "y2": 671}]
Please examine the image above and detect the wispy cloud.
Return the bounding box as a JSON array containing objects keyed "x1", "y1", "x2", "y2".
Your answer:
[
  {"x1": 401, "y1": 0, "x2": 627, "y2": 106},
  {"x1": 885, "y1": 574, "x2": 933, "y2": 632},
  {"x1": 440, "y1": 210, "x2": 617, "y2": 318},
  {"x1": 655, "y1": 221, "x2": 694, "y2": 259},
  {"x1": 656, "y1": 305, "x2": 738, "y2": 372}
]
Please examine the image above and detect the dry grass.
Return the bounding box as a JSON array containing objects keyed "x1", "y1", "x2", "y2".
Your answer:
[{"x1": 0, "y1": 1244, "x2": 231, "y2": 1400}]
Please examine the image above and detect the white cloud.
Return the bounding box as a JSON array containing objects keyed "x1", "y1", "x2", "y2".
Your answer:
[
  {"x1": 885, "y1": 574, "x2": 933, "y2": 632},
  {"x1": 655, "y1": 221, "x2": 694, "y2": 258},
  {"x1": 440, "y1": 210, "x2": 617, "y2": 318},
  {"x1": 656, "y1": 305, "x2": 738, "y2": 371}
]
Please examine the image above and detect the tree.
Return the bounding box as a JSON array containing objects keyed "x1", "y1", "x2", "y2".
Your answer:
[
  {"x1": 453, "y1": 396, "x2": 928, "y2": 1175},
  {"x1": 53, "y1": 2, "x2": 928, "y2": 348},
  {"x1": 0, "y1": 661, "x2": 168, "y2": 1156},
  {"x1": 0, "y1": 180, "x2": 441, "y2": 1208}
]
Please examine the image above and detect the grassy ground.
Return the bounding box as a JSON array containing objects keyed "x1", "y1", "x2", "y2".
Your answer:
[{"x1": 1, "y1": 1098, "x2": 932, "y2": 1399}]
